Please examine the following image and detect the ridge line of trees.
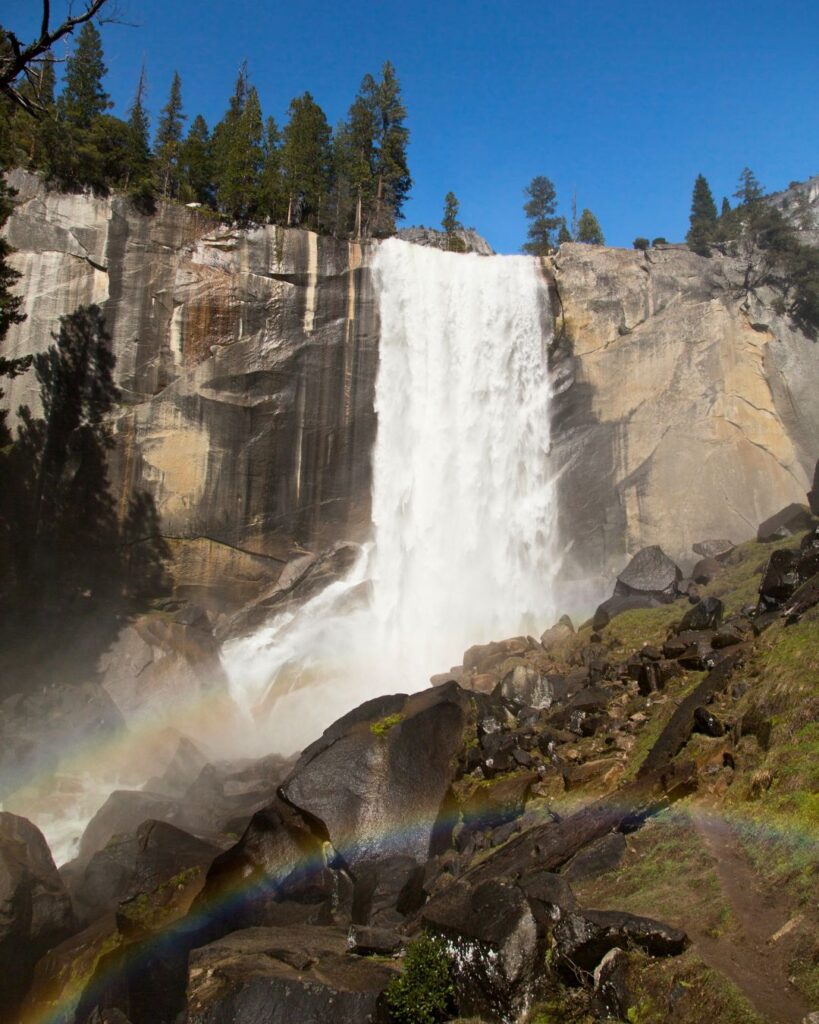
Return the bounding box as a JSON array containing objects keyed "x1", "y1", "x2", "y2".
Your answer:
[{"x1": 1, "y1": 22, "x2": 412, "y2": 237}]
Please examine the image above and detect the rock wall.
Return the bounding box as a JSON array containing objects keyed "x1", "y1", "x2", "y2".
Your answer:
[
  {"x1": 3, "y1": 170, "x2": 379, "y2": 607},
  {"x1": 550, "y1": 242, "x2": 819, "y2": 577},
  {"x1": 3, "y1": 171, "x2": 818, "y2": 604}
]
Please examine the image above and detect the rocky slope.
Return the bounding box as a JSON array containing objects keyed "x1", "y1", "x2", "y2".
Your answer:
[
  {"x1": 3, "y1": 171, "x2": 818, "y2": 608},
  {"x1": 3, "y1": 494, "x2": 817, "y2": 1024}
]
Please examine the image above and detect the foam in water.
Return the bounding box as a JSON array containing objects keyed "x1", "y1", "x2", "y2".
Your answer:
[{"x1": 224, "y1": 238, "x2": 559, "y2": 751}]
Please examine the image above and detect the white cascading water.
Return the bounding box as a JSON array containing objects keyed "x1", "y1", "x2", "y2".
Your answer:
[{"x1": 224, "y1": 238, "x2": 559, "y2": 751}]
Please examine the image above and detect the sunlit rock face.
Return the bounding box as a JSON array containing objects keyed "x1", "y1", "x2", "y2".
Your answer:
[
  {"x1": 3, "y1": 170, "x2": 379, "y2": 608},
  {"x1": 4, "y1": 171, "x2": 818, "y2": 606},
  {"x1": 550, "y1": 241, "x2": 819, "y2": 578}
]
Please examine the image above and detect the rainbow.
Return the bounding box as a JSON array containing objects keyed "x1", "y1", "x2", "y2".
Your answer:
[{"x1": 17, "y1": 777, "x2": 817, "y2": 1024}]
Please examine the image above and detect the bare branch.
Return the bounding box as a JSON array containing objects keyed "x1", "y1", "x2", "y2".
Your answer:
[{"x1": 0, "y1": 0, "x2": 111, "y2": 113}]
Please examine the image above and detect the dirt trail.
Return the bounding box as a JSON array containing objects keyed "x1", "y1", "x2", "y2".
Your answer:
[{"x1": 692, "y1": 813, "x2": 811, "y2": 1024}]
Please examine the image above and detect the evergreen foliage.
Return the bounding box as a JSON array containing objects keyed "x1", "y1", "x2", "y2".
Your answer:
[
  {"x1": 633, "y1": 237, "x2": 650, "y2": 250},
  {"x1": 57, "y1": 22, "x2": 110, "y2": 129},
  {"x1": 2, "y1": 27, "x2": 413, "y2": 239},
  {"x1": 441, "y1": 191, "x2": 461, "y2": 235},
  {"x1": 124, "y1": 67, "x2": 153, "y2": 202},
  {"x1": 281, "y1": 91, "x2": 332, "y2": 229},
  {"x1": 384, "y1": 934, "x2": 454, "y2": 1024},
  {"x1": 522, "y1": 176, "x2": 561, "y2": 255},
  {"x1": 577, "y1": 207, "x2": 605, "y2": 244},
  {"x1": 686, "y1": 174, "x2": 718, "y2": 256},
  {"x1": 212, "y1": 67, "x2": 267, "y2": 221},
  {"x1": 557, "y1": 219, "x2": 572, "y2": 245},
  {"x1": 1, "y1": 306, "x2": 169, "y2": 605},
  {"x1": 370, "y1": 61, "x2": 411, "y2": 235},
  {"x1": 178, "y1": 114, "x2": 213, "y2": 205},
  {"x1": 155, "y1": 71, "x2": 185, "y2": 198}
]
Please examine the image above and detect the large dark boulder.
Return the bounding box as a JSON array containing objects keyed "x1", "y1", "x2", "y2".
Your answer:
[
  {"x1": 421, "y1": 878, "x2": 543, "y2": 1022},
  {"x1": 185, "y1": 926, "x2": 398, "y2": 1024},
  {"x1": 0, "y1": 813, "x2": 76, "y2": 1021},
  {"x1": 194, "y1": 798, "x2": 331, "y2": 934},
  {"x1": 280, "y1": 683, "x2": 469, "y2": 867},
  {"x1": 74, "y1": 791, "x2": 187, "y2": 870},
  {"x1": 71, "y1": 820, "x2": 221, "y2": 925},
  {"x1": 757, "y1": 503, "x2": 814, "y2": 542},
  {"x1": 592, "y1": 593, "x2": 663, "y2": 631},
  {"x1": 563, "y1": 833, "x2": 627, "y2": 883},
  {"x1": 692, "y1": 539, "x2": 735, "y2": 561},
  {"x1": 758, "y1": 549, "x2": 803, "y2": 609},
  {"x1": 554, "y1": 908, "x2": 688, "y2": 974},
  {"x1": 351, "y1": 855, "x2": 425, "y2": 928},
  {"x1": 680, "y1": 596, "x2": 724, "y2": 631},
  {"x1": 614, "y1": 546, "x2": 682, "y2": 603}
]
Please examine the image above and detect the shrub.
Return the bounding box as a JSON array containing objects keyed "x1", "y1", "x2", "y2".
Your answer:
[
  {"x1": 633, "y1": 237, "x2": 650, "y2": 251},
  {"x1": 651, "y1": 237, "x2": 667, "y2": 246},
  {"x1": 385, "y1": 933, "x2": 455, "y2": 1024}
]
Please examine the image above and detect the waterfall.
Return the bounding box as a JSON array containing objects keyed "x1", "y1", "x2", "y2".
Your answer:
[{"x1": 225, "y1": 238, "x2": 558, "y2": 751}]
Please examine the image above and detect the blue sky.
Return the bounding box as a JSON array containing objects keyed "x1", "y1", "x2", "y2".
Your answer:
[{"x1": 6, "y1": 0, "x2": 819, "y2": 252}]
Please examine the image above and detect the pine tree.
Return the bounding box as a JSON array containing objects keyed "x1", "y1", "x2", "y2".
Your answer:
[
  {"x1": 557, "y1": 219, "x2": 572, "y2": 245},
  {"x1": 57, "y1": 22, "x2": 110, "y2": 129},
  {"x1": 124, "y1": 66, "x2": 152, "y2": 193},
  {"x1": 212, "y1": 68, "x2": 265, "y2": 221},
  {"x1": 441, "y1": 191, "x2": 460, "y2": 234},
  {"x1": 155, "y1": 71, "x2": 186, "y2": 198},
  {"x1": 522, "y1": 176, "x2": 561, "y2": 255},
  {"x1": 577, "y1": 208, "x2": 605, "y2": 245},
  {"x1": 371, "y1": 62, "x2": 411, "y2": 235},
  {"x1": 686, "y1": 174, "x2": 718, "y2": 256},
  {"x1": 734, "y1": 167, "x2": 764, "y2": 208},
  {"x1": 336, "y1": 75, "x2": 378, "y2": 237},
  {"x1": 179, "y1": 114, "x2": 213, "y2": 205},
  {"x1": 721, "y1": 197, "x2": 731, "y2": 217},
  {"x1": 281, "y1": 92, "x2": 332, "y2": 229},
  {"x1": 258, "y1": 115, "x2": 284, "y2": 222}
]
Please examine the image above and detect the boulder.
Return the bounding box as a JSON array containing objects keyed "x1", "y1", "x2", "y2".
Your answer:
[
  {"x1": 592, "y1": 947, "x2": 631, "y2": 1020},
  {"x1": 185, "y1": 926, "x2": 398, "y2": 1024},
  {"x1": 691, "y1": 557, "x2": 722, "y2": 584},
  {"x1": 280, "y1": 684, "x2": 469, "y2": 867},
  {"x1": 143, "y1": 738, "x2": 208, "y2": 797},
  {"x1": 614, "y1": 546, "x2": 682, "y2": 603},
  {"x1": 563, "y1": 833, "x2": 628, "y2": 883},
  {"x1": 693, "y1": 707, "x2": 726, "y2": 738},
  {"x1": 637, "y1": 659, "x2": 682, "y2": 696},
  {"x1": 692, "y1": 539, "x2": 735, "y2": 561},
  {"x1": 495, "y1": 666, "x2": 563, "y2": 710},
  {"x1": 680, "y1": 596, "x2": 724, "y2": 631},
  {"x1": 592, "y1": 593, "x2": 663, "y2": 631},
  {"x1": 758, "y1": 550, "x2": 802, "y2": 609},
  {"x1": 757, "y1": 503, "x2": 814, "y2": 542},
  {"x1": 0, "y1": 813, "x2": 76, "y2": 1021},
  {"x1": 421, "y1": 879, "x2": 542, "y2": 1022},
  {"x1": 554, "y1": 908, "x2": 688, "y2": 974},
  {"x1": 346, "y1": 925, "x2": 403, "y2": 956},
  {"x1": 193, "y1": 798, "x2": 330, "y2": 934},
  {"x1": 540, "y1": 615, "x2": 574, "y2": 648},
  {"x1": 74, "y1": 791, "x2": 187, "y2": 869},
  {"x1": 351, "y1": 856, "x2": 425, "y2": 928},
  {"x1": 71, "y1": 820, "x2": 221, "y2": 924}
]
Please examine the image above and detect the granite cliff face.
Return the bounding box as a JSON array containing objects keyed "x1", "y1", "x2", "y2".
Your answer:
[
  {"x1": 4, "y1": 170, "x2": 378, "y2": 610},
  {"x1": 550, "y1": 241, "x2": 819, "y2": 578},
  {"x1": 3, "y1": 171, "x2": 818, "y2": 609}
]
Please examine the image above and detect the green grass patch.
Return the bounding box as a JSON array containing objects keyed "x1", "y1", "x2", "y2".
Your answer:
[
  {"x1": 570, "y1": 809, "x2": 731, "y2": 938},
  {"x1": 625, "y1": 949, "x2": 766, "y2": 1024}
]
